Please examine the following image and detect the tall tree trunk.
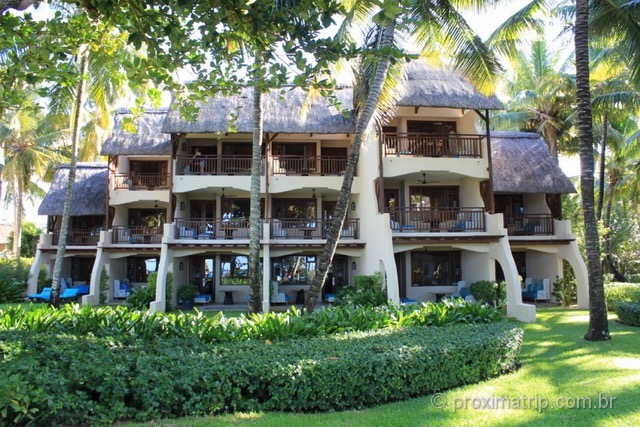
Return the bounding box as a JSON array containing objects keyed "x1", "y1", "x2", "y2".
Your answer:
[
  {"x1": 50, "y1": 46, "x2": 88, "y2": 308},
  {"x1": 603, "y1": 177, "x2": 627, "y2": 281},
  {"x1": 12, "y1": 177, "x2": 22, "y2": 266},
  {"x1": 574, "y1": 0, "x2": 610, "y2": 341},
  {"x1": 248, "y1": 58, "x2": 264, "y2": 314},
  {"x1": 596, "y1": 111, "x2": 607, "y2": 221},
  {"x1": 305, "y1": 19, "x2": 397, "y2": 312}
]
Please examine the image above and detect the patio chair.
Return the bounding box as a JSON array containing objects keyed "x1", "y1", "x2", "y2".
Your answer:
[
  {"x1": 60, "y1": 288, "x2": 80, "y2": 302},
  {"x1": 28, "y1": 287, "x2": 51, "y2": 302}
]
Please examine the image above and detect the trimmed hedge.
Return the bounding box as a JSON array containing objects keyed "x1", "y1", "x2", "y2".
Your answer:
[
  {"x1": 604, "y1": 283, "x2": 640, "y2": 311},
  {"x1": 615, "y1": 302, "x2": 640, "y2": 327},
  {"x1": 0, "y1": 322, "x2": 523, "y2": 425}
]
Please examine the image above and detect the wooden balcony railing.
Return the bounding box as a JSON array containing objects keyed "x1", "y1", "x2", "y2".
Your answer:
[
  {"x1": 113, "y1": 173, "x2": 170, "y2": 190},
  {"x1": 504, "y1": 214, "x2": 554, "y2": 236},
  {"x1": 51, "y1": 229, "x2": 100, "y2": 246},
  {"x1": 271, "y1": 155, "x2": 348, "y2": 176},
  {"x1": 271, "y1": 218, "x2": 359, "y2": 239},
  {"x1": 176, "y1": 155, "x2": 260, "y2": 176},
  {"x1": 382, "y1": 133, "x2": 483, "y2": 158},
  {"x1": 387, "y1": 207, "x2": 485, "y2": 232},
  {"x1": 112, "y1": 226, "x2": 163, "y2": 244}
]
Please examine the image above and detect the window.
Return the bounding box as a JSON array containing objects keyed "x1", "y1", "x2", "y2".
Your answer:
[
  {"x1": 407, "y1": 120, "x2": 457, "y2": 134},
  {"x1": 273, "y1": 255, "x2": 316, "y2": 285},
  {"x1": 273, "y1": 199, "x2": 316, "y2": 220},
  {"x1": 221, "y1": 255, "x2": 250, "y2": 285},
  {"x1": 127, "y1": 256, "x2": 159, "y2": 283},
  {"x1": 411, "y1": 251, "x2": 460, "y2": 286},
  {"x1": 71, "y1": 257, "x2": 95, "y2": 283},
  {"x1": 409, "y1": 186, "x2": 459, "y2": 209}
]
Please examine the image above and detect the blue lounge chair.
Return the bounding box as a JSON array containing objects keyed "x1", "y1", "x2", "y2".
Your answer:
[
  {"x1": 28, "y1": 287, "x2": 51, "y2": 302},
  {"x1": 60, "y1": 288, "x2": 79, "y2": 302}
]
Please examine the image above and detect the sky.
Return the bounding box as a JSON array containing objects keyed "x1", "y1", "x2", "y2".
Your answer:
[{"x1": 2, "y1": 1, "x2": 580, "y2": 231}]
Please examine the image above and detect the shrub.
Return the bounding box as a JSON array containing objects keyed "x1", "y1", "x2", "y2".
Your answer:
[
  {"x1": 615, "y1": 302, "x2": 640, "y2": 327},
  {"x1": 126, "y1": 271, "x2": 174, "y2": 311},
  {"x1": 604, "y1": 283, "x2": 640, "y2": 311},
  {"x1": 552, "y1": 277, "x2": 577, "y2": 307},
  {"x1": 469, "y1": 280, "x2": 504, "y2": 307},
  {"x1": 336, "y1": 272, "x2": 387, "y2": 307},
  {"x1": 0, "y1": 300, "x2": 503, "y2": 344},
  {"x1": 177, "y1": 284, "x2": 199, "y2": 302},
  {"x1": 0, "y1": 258, "x2": 29, "y2": 304},
  {"x1": 99, "y1": 267, "x2": 109, "y2": 304},
  {"x1": 0, "y1": 322, "x2": 523, "y2": 423}
]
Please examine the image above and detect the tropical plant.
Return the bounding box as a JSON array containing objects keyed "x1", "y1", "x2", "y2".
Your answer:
[
  {"x1": 99, "y1": 267, "x2": 109, "y2": 304},
  {"x1": 177, "y1": 284, "x2": 199, "y2": 302},
  {"x1": 336, "y1": 273, "x2": 388, "y2": 307},
  {"x1": 0, "y1": 99, "x2": 62, "y2": 265},
  {"x1": 493, "y1": 39, "x2": 576, "y2": 158},
  {"x1": 552, "y1": 276, "x2": 577, "y2": 307},
  {"x1": 6, "y1": 221, "x2": 42, "y2": 258}
]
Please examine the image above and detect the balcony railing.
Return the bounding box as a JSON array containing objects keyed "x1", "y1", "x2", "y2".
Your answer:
[
  {"x1": 271, "y1": 155, "x2": 348, "y2": 176},
  {"x1": 271, "y1": 218, "x2": 359, "y2": 239},
  {"x1": 174, "y1": 218, "x2": 258, "y2": 240},
  {"x1": 113, "y1": 173, "x2": 170, "y2": 190},
  {"x1": 382, "y1": 133, "x2": 483, "y2": 158},
  {"x1": 176, "y1": 155, "x2": 259, "y2": 176},
  {"x1": 504, "y1": 214, "x2": 554, "y2": 236},
  {"x1": 112, "y1": 226, "x2": 163, "y2": 244},
  {"x1": 387, "y1": 207, "x2": 485, "y2": 232},
  {"x1": 51, "y1": 229, "x2": 100, "y2": 246}
]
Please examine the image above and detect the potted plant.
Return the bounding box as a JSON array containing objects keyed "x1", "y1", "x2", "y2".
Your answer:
[{"x1": 178, "y1": 284, "x2": 199, "y2": 310}]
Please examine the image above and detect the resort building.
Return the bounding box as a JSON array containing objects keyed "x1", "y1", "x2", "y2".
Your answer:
[{"x1": 28, "y1": 62, "x2": 588, "y2": 322}]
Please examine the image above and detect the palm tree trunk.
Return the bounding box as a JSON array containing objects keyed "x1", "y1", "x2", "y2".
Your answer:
[
  {"x1": 248, "y1": 56, "x2": 264, "y2": 313},
  {"x1": 50, "y1": 46, "x2": 89, "y2": 308},
  {"x1": 603, "y1": 178, "x2": 627, "y2": 282},
  {"x1": 12, "y1": 177, "x2": 22, "y2": 266},
  {"x1": 575, "y1": 0, "x2": 610, "y2": 341},
  {"x1": 596, "y1": 111, "x2": 607, "y2": 221},
  {"x1": 304, "y1": 19, "x2": 397, "y2": 312}
]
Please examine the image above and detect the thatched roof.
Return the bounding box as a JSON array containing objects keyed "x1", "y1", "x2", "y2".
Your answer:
[
  {"x1": 38, "y1": 163, "x2": 108, "y2": 216},
  {"x1": 162, "y1": 86, "x2": 355, "y2": 134},
  {"x1": 491, "y1": 132, "x2": 575, "y2": 194},
  {"x1": 163, "y1": 62, "x2": 503, "y2": 134},
  {"x1": 396, "y1": 62, "x2": 504, "y2": 110},
  {"x1": 101, "y1": 109, "x2": 171, "y2": 156}
]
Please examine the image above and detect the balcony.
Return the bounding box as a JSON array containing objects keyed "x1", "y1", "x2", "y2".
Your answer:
[
  {"x1": 113, "y1": 173, "x2": 170, "y2": 190},
  {"x1": 271, "y1": 218, "x2": 359, "y2": 239},
  {"x1": 176, "y1": 155, "x2": 258, "y2": 176},
  {"x1": 271, "y1": 155, "x2": 348, "y2": 176},
  {"x1": 51, "y1": 229, "x2": 100, "y2": 246},
  {"x1": 112, "y1": 226, "x2": 163, "y2": 244},
  {"x1": 504, "y1": 214, "x2": 554, "y2": 236},
  {"x1": 382, "y1": 133, "x2": 483, "y2": 158},
  {"x1": 174, "y1": 218, "x2": 257, "y2": 241},
  {"x1": 388, "y1": 207, "x2": 485, "y2": 232}
]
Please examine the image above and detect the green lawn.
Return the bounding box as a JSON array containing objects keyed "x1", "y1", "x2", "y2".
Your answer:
[{"x1": 130, "y1": 308, "x2": 640, "y2": 427}]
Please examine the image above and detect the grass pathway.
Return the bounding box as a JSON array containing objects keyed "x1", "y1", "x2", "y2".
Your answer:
[{"x1": 131, "y1": 308, "x2": 639, "y2": 426}]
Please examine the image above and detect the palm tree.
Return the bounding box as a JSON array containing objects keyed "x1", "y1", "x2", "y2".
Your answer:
[
  {"x1": 493, "y1": 40, "x2": 575, "y2": 158},
  {"x1": 0, "y1": 97, "x2": 63, "y2": 266},
  {"x1": 305, "y1": 0, "x2": 508, "y2": 311},
  {"x1": 574, "y1": 0, "x2": 610, "y2": 341},
  {"x1": 49, "y1": 45, "x2": 89, "y2": 308}
]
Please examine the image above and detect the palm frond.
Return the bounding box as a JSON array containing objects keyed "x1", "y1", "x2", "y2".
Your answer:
[{"x1": 486, "y1": 0, "x2": 548, "y2": 59}]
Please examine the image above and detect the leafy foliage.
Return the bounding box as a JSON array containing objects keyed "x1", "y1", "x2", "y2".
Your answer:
[
  {"x1": 0, "y1": 258, "x2": 29, "y2": 304},
  {"x1": 6, "y1": 222, "x2": 42, "y2": 258},
  {"x1": 552, "y1": 277, "x2": 578, "y2": 307},
  {"x1": 0, "y1": 322, "x2": 522, "y2": 423},
  {"x1": 604, "y1": 283, "x2": 640, "y2": 311},
  {"x1": 336, "y1": 273, "x2": 388, "y2": 307},
  {"x1": 126, "y1": 271, "x2": 173, "y2": 311},
  {"x1": 469, "y1": 280, "x2": 505, "y2": 308},
  {"x1": 0, "y1": 299, "x2": 503, "y2": 343},
  {"x1": 99, "y1": 267, "x2": 108, "y2": 305},
  {"x1": 614, "y1": 302, "x2": 640, "y2": 327}
]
